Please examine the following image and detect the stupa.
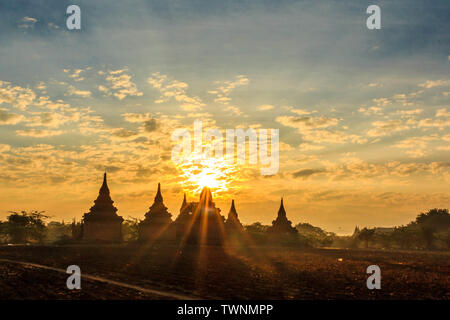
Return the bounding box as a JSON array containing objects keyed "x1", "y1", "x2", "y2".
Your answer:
[
  {"x1": 173, "y1": 193, "x2": 197, "y2": 240},
  {"x1": 83, "y1": 173, "x2": 123, "y2": 242},
  {"x1": 267, "y1": 198, "x2": 298, "y2": 235},
  {"x1": 187, "y1": 187, "x2": 225, "y2": 245},
  {"x1": 225, "y1": 199, "x2": 244, "y2": 232},
  {"x1": 138, "y1": 183, "x2": 174, "y2": 242}
]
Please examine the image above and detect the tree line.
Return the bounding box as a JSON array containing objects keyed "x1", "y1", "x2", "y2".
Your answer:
[{"x1": 0, "y1": 208, "x2": 449, "y2": 250}]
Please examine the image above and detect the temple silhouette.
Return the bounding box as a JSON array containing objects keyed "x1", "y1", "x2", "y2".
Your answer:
[
  {"x1": 82, "y1": 173, "x2": 123, "y2": 242},
  {"x1": 80, "y1": 173, "x2": 296, "y2": 244}
]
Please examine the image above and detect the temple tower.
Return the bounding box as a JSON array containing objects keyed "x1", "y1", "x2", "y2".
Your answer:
[
  {"x1": 267, "y1": 198, "x2": 297, "y2": 235},
  {"x1": 188, "y1": 187, "x2": 225, "y2": 245},
  {"x1": 174, "y1": 193, "x2": 197, "y2": 240},
  {"x1": 83, "y1": 173, "x2": 123, "y2": 242},
  {"x1": 225, "y1": 200, "x2": 244, "y2": 232},
  {"x1": 138, "y1": 183, "x2": 174, "y2": 242}
]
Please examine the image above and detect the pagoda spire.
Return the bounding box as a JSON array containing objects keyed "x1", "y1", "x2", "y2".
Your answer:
[
  {"x1": 155, "y1": 182, "x2": 163, "y2": 203},
  {"x1": 278, "y1": 197, "x2": 286, "y2": 218},
  {"x1": 99, "y1": 172, "x2": 110, "y2": 195},
  {"x1": 225, "y1": 199, "x2": 244, "y2": 232},
  {"x1": 181, "y1": 193, "x2": 187, "y2": 207},
  {"x1": 229, "y1": 199, "x2": 238, "y2": 218}
]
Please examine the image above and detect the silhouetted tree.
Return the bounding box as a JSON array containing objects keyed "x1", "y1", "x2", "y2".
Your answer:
[
  {"x1": 295, "y1": 223, "x2": 336, "y2": 247},
  {"x1": 357, "y1": 227, "x2": 376, "y2": 248},
  {"x1": 5, "y1": 211, "x2": 49, "y2": 243},
  {"x1": 246, "y1": 222, "x2": 268, "y2": 233},
  {"x1": 123, "y1": 217, "x2": 140, "y2": 242},
  {"x1": 414, "y1": 208, "x2": 450, "y2": 249}
]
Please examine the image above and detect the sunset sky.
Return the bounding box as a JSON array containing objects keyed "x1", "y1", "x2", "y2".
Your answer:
[{"x1": 0, "y1": 0, "x2": 449, "y2": 234}]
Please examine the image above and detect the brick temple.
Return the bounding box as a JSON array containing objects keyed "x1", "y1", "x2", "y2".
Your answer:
[
  {"x1": 80, "y1": 174, "x2": 298, "y2": 244},
  {"x1": 82, "y1": 173, "x2": 124, "y2": 242}
]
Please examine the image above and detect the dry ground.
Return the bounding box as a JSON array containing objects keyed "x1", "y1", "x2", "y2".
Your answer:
[{"x1": 0, "y1": 244, "x2": 448, "y2": 299}]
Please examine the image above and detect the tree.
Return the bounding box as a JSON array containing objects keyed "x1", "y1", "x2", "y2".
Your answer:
[
  {"x1": 414, "y1": 208, "x2": 450, "y2": 249},
  {"x1": 295, "y1": 223, "x2": 336, "y2": 247},
  {"x1": 122, "y1": 217, "x2": 140, "y2": 242},
  {"x1": 5, "y1": 211, "x2": 49, "y2": 243},
  {"x1": 357, "y1": 227, "x2": 376, "y2": 248}
]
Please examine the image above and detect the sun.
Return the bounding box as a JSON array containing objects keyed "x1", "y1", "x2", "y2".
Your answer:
[{"x1": 176, "y1": 153, "x2": 238, "y2": 195}]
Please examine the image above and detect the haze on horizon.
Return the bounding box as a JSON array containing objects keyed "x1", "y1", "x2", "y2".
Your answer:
[{"x1": 0, "y1": 0, "x2": 449, "y2": 235}]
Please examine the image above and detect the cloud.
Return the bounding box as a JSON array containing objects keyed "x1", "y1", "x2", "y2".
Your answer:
[
  {"x1": 209, "y1": 75, "x2": 249, "y2": 110},
  {"x1": 67, "y1": 85, "x2": 91, "y2": 98},
  {"x1": 279, "y1": 142, "x2": 294, "y2": 151},
  {"x1": 394, "y1": 109, "x2": 423, "y2": 116},
  {"x1": 298, "y1": 143, "x2": 325, "y2": 151},
  {"x1": 372, "y1": 98, "x2": 391, "y2": 107},
  {"x1": 148, "y1": 73, "x2": 204, "y2": 111},
  {"x1": 436, "y1": 108, "x2": 450, "y2": 117},
  {"x1": 104, "y1": 69, "x2": 143, "y2": 100},
  {"x1": 111, "y1": 128, "x2": 139, "y2": 139},
  {"x1": 290, "y1": 108, "x2": 313, "y2": 115},
  {"x1": 292, "y1": 168, "x2": 325, "y2": 178},
  {"x1": 143, "y1": 119, "x2": 159, "y2": 132},
  {"x1": 276, "y1": 114, "x2": 366, "y2": 144},
  {"x1": 418, "y1": 118, "x2": 450, "y2": 129},
  {"x1": 15, "y1": 129, "x2": 64, "y2": 137},
  {"x1": 276, "y1": 115, "x2": 339, "y2": 130},
  {"x1": 64, "y1": 68, "x2": 90, "y2": 82},
  {"x1": 418, "y1": 80, "x2": 448, "y2": 89},
  {"x1": 122, "y1": 113, "x2": 152, "y2": 123},
  {"x1": 367, "y1": 120, "x2": 410, "y2": 137},
  {"x1": 0, "y1": 81, "x2": 35, "y2": 110},
  {"x1": 0, "y1": 144, "x2": 11, "y2": 153},
  {"x1": 25, "y1": 112, "x2": 78, "y2": 128},
  {"x1": 48, "y1": 22, "x2": 59, "y2": 30},
  {"x1": 212, "y1": 75, "x2": 249, "y2": 97},
  {"x1": 225, "y1": 105, "x2": 243, "y2": 116},
  {"x1": 442, "y1": 133, "x2": 450, "y2": 142},
  {"x1": 393, "y1": 136, "x2": 438, "y2": 158},
  {"x1": 0, "y1": 108, "x2": 24, "y2": 125},
  {"x1": 258, "y1": 105, "x2": 274, "y2": 111},
  {"x1": 18, "y1": 16, "x2": 37, "y2": 29},
  {"x1": 358, "y1": 107, "x2": 383, "y2": 115}
]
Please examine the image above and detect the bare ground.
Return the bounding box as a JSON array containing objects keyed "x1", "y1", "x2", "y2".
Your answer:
[{"x1": 0, "y1": 244, "x2": 448, "y2": 300}]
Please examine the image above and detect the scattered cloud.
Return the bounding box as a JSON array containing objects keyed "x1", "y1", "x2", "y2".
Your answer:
[
  {"x1": 18, "y1": 16, "x2": 37, "y2": 29},
  {"x1": 367, "y1": 120, "x2": 410, "y2": 137},
  {"x1": 258, "y1": 104, "x2": 274, "y2": 111},
  {"x1": 104, "y1": 69, "x2": 143, "y2": 100},
  {"x1": 0, "y1": 108, "x2": 24, "y2": 125},
  {"x1": 148, "y1": 73, "x2": 204, "y2": 111},
  {"x1": 418, "y1": 80, "x2": 448, "y2": 89},
  {"x1": 15, "y1": 129, "x2": 65, "y2": 137}
]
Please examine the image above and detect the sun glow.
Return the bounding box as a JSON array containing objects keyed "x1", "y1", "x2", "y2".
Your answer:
[{"x1": 176, "y1": 154, "x2": 240, "y2": 195}]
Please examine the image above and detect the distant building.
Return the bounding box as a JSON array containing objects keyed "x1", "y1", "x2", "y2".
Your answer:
[
  {"x1": 83, "y1": 173, "x2": 123, "y2": 242},
  {"x1": 225, "y1": 199, "x2": 244, "y2": 233},
  {"x1": 173, "y1": 193, "x2": 197, "y2": 241},
  {"x1": 186, "y1": 187, "x2": 225, "y2": 245},
  {"x1": 138, "y1": 183, "x2": 174, "y2": 242},
  {"x1": 267, "y1": 198, "x2": 298, "y2": 235}
]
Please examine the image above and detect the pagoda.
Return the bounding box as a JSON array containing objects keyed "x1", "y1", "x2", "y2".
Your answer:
[
  {"x1": 267, "y1": 198, "x2": 297, "y2": 235},
  {"x1": 187, "y1": 187, "x2": 225, "y2": 245},
  {"x1": 225, "y1": 200, "x2": 244, "y2": 232},
  {"x1": 138, "y1": 183, "x2": 174, "y2": 242},
  {"x1": 173, "y1": 193, "x2": 197, "y2": 240},
  {"x1": 83, "y1": 173, "x2": 124, "y2": 242}
]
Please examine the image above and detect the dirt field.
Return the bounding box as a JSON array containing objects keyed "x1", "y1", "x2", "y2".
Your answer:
[{"x1": 0, "y1": 244, "x2": 448, "y2": 300}]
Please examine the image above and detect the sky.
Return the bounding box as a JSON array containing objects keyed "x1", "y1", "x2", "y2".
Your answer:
[{"x1": 0, "y1": 0, "x2": 449, "y2": 234}]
